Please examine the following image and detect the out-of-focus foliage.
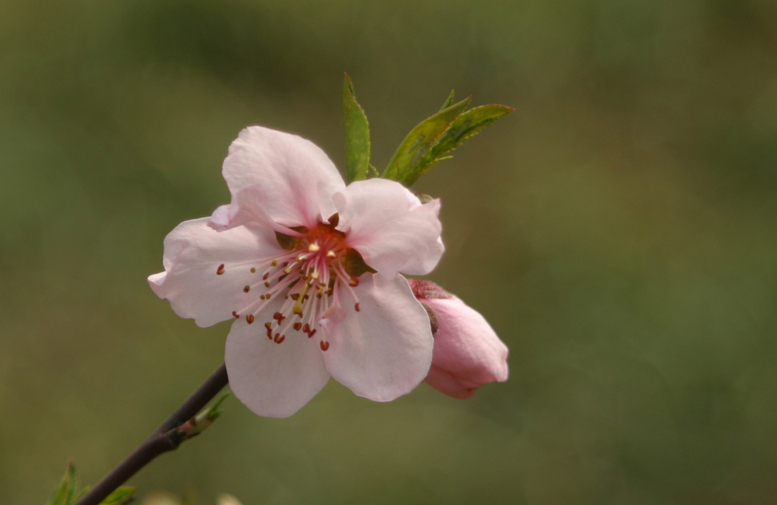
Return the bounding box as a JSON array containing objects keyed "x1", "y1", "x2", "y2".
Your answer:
[
  {"x1": 45, "y1": 462, "x2": 134, "y2": 505},
  {"x1": 3, "y1": 0, "x2": 777, "y2": 504},
  {"x1": 141, "y1": 490, "x2": 241, "y2": 505}
]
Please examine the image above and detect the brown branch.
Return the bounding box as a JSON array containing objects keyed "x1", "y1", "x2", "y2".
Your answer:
[{"x1": 74, "y1": 363, "x2": 229, "y2": 505}]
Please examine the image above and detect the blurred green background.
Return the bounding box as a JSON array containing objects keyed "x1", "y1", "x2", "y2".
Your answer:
[{"x1": 2, "y1": 0, "x2": 777, "y2": 503}]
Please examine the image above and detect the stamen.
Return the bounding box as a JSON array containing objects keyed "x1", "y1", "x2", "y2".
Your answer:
[
  {"x1": 251, "y1": 267, "x2": 256, "y2": 273},
  {"x1": 309, "y1": 243, "x2": 321, "y2": 252},
  {"x1": 243, "y1": 285, "x2": 250, "y2": 293},
  {"x1": 216, "y1": 264, "x2": 225, "y2": 275},
  {"x1": 246, "y1": 314, "x2": 255, "y2": 324},
  {"x1": 232, "y1": 311, "x2": 239, "y2": 318},
  {"x1": 274, "y1": 333, "x2": 285, "y2": 344},
  {"x1": 355, "y1": 303, "x2": 360, "y2": 312},
  {"x1": 320, "y1": 340, "x2": 329, "y2": 351}
]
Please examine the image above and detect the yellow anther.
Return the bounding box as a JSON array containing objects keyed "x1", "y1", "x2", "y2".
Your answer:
[
  {"x1": 309, "y1": 243, "x2": 321, "y2": 252},
  {"x1": 271, "y1": 260, "x2": 278, "y2": 267},
  {"x1": 326, "y1": 250, "x2": 336, "y2": 258},
  {"x1": 310, "y1": 271, "x2": 320, "y2": 279}
]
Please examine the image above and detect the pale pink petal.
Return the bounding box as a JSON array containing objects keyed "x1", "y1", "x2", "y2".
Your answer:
[
  {"x1": 425, "y1": 366, "x2": 476, "y2": 399},
  {"x1": 425, "y1": 296, "x2": 509, "y2": 386},
  {"x1": 321, "y1": 275, "x2": 434, "y2": 401},
  {"x1": 223, "y1": 127, "x2": 345, "y2": 228},
  {"x1": 148, "y1": 218, "x2": 284, "y2": 327},
  {"x1": 209, "y1": 185, "x2": 305, "y2": 237},
  {"x1": 226, "y1": 318, "x2": 330, "y2": 418},
  {"x1": 333, "y1": 178, "x2": 444, "y2": 279}
]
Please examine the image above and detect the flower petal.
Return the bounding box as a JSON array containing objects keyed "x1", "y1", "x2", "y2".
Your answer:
[
  {"x1": 322, "y1": 275, "x2": 434, "y2": 401},
  {"x1": 424, "y1": 366, "x2": 476, "y2": 399},
  {"x1": 424, "y1": 296, "x2": 509, "y2": 386},
  {"x1": 209, "y1": 185, "x2": 305, "y2": 237},
  {"x1": 226, "y1": 318, "x2": 330, "y2": 418},
  {"x1": 148, "y1": 218, "x2": 284, "y2": 327},
  {"x1": 333, "y1": 178, "x2": 444, "y2": 279},
  {"x1": 223, "y1": 127, "x2": 345, "y2": 228}
]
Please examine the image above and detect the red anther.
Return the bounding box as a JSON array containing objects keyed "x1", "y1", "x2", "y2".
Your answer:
[
  {"x1": 308, "y1": 329, "x2": 317, "y2": 338},
  {"x1": 266, "y1": 328, "x2": 273, "y2": 339},
  {"x1": 349, "y1": 277, "x2": 359, "y2": 287},
  {"x1": 243, "y1": 285, "x2": 250, "y2": 293},
  {"x1": 262, "y1": 272, "x2": 269, "y2": 280},
  {"x1": 293, "y1": 322, "x2": 302, "y2": 331},
  {"x1": 273, "y1": 312, "x2": 283, "y2": 320},
  {"x1": 302, "y1": 323, "x2": 311, "y2": 334},
  {"x1": 232, "y1": 311, "x2": 239, "y2": 318},
  {"x1": 246, "y1": 314, "x2": 255, "y2": 324},
  {"x1": 216, "y1": 264, "x2": 225, "y2": 275},
  {"x1": 274, "y1": 333, "x2": 285, "y2": 344},
  {"x1": 304, "y1": 294, "x2": 310, "y2": 300},
  {"x1": 320, "y1": 340, "x2": 330, "y2": 351},
  {"x1": 291, "y1": 293, "x2": 300, "y2": 300},
  {"x1": 355, "y1": 303, "x2": 360, "y2": 312},
  {"x1": 264, "y1": 322, "x2": 272, "y2": 329}
]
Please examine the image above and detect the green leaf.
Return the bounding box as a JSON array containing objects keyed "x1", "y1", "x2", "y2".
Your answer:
[
  {"x1": 438, "y1": 90, "x2": 455, "y2": 112},
  {"x1": 383, "y1": 96, "x2": 472, "y2": 182},
  {"x1": 342, "y1": 73, "x2": 371, "y2": 183},
  {"x1": 403, "y1": 104, "x2": 513, "y2": 186},
  {"x1": 46, "y1": 461, "x2": 77, "y2": 505},
  {"x1": 99, "y1": 487, "x2": 136, "y2": 505}
]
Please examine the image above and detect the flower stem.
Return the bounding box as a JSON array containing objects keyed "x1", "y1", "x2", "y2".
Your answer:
[{"x1": 74, "y1": 363, "x2": 229, "y2": 505}]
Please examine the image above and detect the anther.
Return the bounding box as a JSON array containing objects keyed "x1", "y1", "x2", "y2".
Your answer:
[
  {"x1": 355, "y1": 303, "x2": 360, "y2": 312},
  {"x1": 293, "y1": 322, "x2": 302, "y2": 331},
  {"x1": 243, "y1": 285, "x2": 250, "y2": 293},
  {"x1": 264, "y1": 322, "x2": 272, "y2": 330},
  {"x1": 264, "y1": 281, "x2": 271, "y2": 288},
  {"x1": 291, "y1": 293, "x2": 300, "y2": 301},
  {"x1": 309, "y1": 243, "x2": 321, "y2": 252},
  {"x1": 246, "y1": 314, "x2": 255, "y2": 324},
  {"x1": 273, "y1": 312, "x2": 283, "y2": 320},
  {"x1": 349, "y1": 278, "x2": 360, "y2": 287},
  {"x1": 308, "y1": 329, "x2": 317, "y2": 338},
  {"x1": 271, "y1": 260, "x2": 278, "y2": 266},
  {"x1": 303, "y1": 323, "x2": 311, "y2": 334},
  {"x1": 250, "y1": 267, "x2": 256, "y2": 273},
  {"x1": 262, "y1": 272, "x2": 269, "y2": 280},
  {"x1": 232, "y1": 311, "x2": 239, "y2": 318},
  {"x1": 320, "y1": 340, "x2": 330, "y2": 351},
  {"x1": 274, "y1": 333, "x2": 285, "y2": 344},
  {"x1": 326, "y1": 251, "x2": 336, "y2": 258},
  {"x1": 266, "y1": 328, "x2": 273, "y2": 339},
  {"x1": 260, "y1": 294, "x2": 266, "y2": 300},
  {"x1": 216, "y1": 264, "x2": 225, "y2": 275}
]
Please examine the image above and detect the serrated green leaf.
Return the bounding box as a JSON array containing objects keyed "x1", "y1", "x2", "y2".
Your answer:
[
  {"x1": 438, "y1": 90, "x2": 455, "y2": 112},
  {"x1": 342, "y1": 73, "x2": 370, "y2": 183},
  {"x1": 404, "y1": 104, "x2": 513, "y2": 186},
  {"x1": 383, "y1": 97, "x2": 471, "y2": 182},
  {"x1": 46, "y1": 462, "x2": 76, "y2": 505},
  {"x1": 99, "y1": 487, "x2": 136, "y2": 505}
]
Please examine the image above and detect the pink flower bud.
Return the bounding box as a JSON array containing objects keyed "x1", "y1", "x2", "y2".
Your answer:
[{"x1": 408, "y1": 280, "x2": 509, "y2": 399}]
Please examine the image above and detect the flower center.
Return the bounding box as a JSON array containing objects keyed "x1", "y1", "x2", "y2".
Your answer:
[{"x1": 220, "y1": 216, "x2": 373, "y2": 350}]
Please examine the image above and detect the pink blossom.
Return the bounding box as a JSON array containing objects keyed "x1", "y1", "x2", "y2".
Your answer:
[
  {"x1": 149, "y1": 127, "x2": 444, "y2": 418},
  {"x1": 408, "y1": 280, "x2": 509, "y2": 399}
]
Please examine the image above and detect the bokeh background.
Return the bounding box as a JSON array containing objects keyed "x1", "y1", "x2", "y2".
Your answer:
[{"x1": 2, "y1": 0, "x2": 777, "y2": 503}]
